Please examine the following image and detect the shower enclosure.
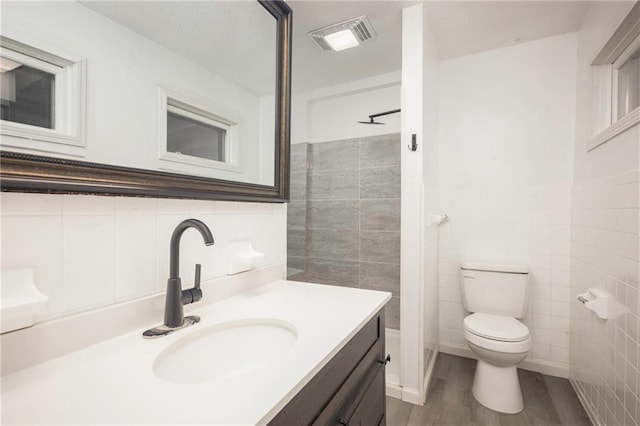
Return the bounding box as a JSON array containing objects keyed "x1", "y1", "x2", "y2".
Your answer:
[
  {"x1": 286, "y1": 6, "x2": 440, "y2": 400},
  {"x1": 286, "y1": 133, "x2": 402, "y2": 391}
]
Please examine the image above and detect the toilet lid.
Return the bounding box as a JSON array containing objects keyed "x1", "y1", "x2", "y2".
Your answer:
[{"x1": 464, "y1": 313, "x2": 529, "y2": 342}]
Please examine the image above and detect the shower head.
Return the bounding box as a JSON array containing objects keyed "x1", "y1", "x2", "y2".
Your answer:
[
  {"x1": 358, "y1": 118, "x2": 385, "y2": 125},
  {"x1": 357, "y1": 108, "x2": 401, "y2": 125}
]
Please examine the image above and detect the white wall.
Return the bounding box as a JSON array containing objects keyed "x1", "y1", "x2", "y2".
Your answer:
[
  {"x1": 420, "y1": 7, "x2": 441, "y2": 393},
  {"x1": 2, "y1": 1, "x2": 274, "y2": 186},
  {"x1": 439, "y1": 33, "x2": 576, "y2": 189},
  {"x1": 400, "y1": 3, "x2": 440, "y2": 404},
  {"x1": 1, "y1": 193, "x2": 287, "y2": 321},
  {"x1": 437, "y1": 33, "x2": 578, "y2": 375},
  {"x1": 259, "y1": 95, "x2": 276, "y2": 184},
  {"x1": 571, "y1": 171, "x2": 639, "y2": 425},
  {"x1": 569, "y1": 3, "x2": 640, "y2": 425},
  {"x1": 292, "y1": 72, "x2": 401, "y2": 144},
  {"x1": 309, "y1": 86, "x2": 400, "y2": 143}
]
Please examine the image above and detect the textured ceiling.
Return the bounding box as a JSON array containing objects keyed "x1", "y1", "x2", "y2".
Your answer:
[
  {"x1": 423, "y1": 1, "x2": 591, "y2": 60},
  {"x1": 81, "y1": 1, "x2": 277, "y2": 97},
  {"x1": 288, "y1": 0, "x2": 412, "y2": 93},
  {"x1": 289, "y1": 0, "x2": 590, "y2": 92},
  {"x1": 82, "y1": 0, "x2": 592, "y2": 96}
]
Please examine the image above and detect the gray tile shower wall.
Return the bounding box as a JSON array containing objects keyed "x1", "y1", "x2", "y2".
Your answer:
[
  {"x1": 287, "y1": 143, "x2": 308, "y2": 275},
  {"x1": 286, "y1": 134, "x2": 401, "y2": 329}
]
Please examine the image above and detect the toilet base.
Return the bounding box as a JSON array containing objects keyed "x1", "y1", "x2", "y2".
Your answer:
[{"x1": 472, "y1": 358, "x2": 524, "y2": 414}]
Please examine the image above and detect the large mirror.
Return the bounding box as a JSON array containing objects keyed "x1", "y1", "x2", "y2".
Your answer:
[{"x1": 0, "y1": 0, "x2": 291, "y2": 202}]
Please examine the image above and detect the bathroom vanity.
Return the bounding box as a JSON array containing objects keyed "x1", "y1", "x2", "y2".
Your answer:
[
  {"x1": 0, "y1": 275, "x2": 390, "y2": 425},
  {"x1": 270, "y1": 309, "x2": 387, "y2": 426}
]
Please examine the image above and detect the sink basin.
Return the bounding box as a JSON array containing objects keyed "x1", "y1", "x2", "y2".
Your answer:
[{"x1": 153, "y1": 318, "x2": 297, "y2": 384}]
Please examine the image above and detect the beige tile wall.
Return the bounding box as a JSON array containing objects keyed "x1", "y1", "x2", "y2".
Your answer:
[
  {"x1": 571, "y1": 169, "x2": 640, "y2": 425},
  {"x1": 1, "y1": 193, "x2": 287, "y2": 321}
]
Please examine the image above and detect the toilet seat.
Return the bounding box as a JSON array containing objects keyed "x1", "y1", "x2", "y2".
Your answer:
[
  {"x1": 463, "y1": 313, "x2": 530, "y2": 354},
  {"x1": 464, "y1": 313, "x2": 529, "y2": 342}
]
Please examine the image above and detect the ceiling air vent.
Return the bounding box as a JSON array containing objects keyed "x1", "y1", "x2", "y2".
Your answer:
[{"x1": 308, "y1": 16, "x2": 376, "y2": 52}]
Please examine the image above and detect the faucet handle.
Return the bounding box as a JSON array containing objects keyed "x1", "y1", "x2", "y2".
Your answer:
[
  {"x1": 195, "y1": 263, "x2": 201, "y2": 289},
  {"x1": 191, "y1": 264, "x2": 203, "y2": 302},
  {"x1": 180, "y1": 264, "x2": 203, "y2": 305}
]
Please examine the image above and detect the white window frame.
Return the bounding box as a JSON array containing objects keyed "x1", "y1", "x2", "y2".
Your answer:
[
  {"x1": 166, "y1": 103, "x2": 232, "y2": 164},
  {"x1": 611, "y1": 35, "x2": 640, "y2": 123},
  {"x1": 588, "y1": 4, "x2": 640, "y2": 151},
  {"x1": 0, "y1": 29, "x2": 86, "y2": 156},
  {"x1": 158, "y1": 88, "x2": 242, "y2": 175}
]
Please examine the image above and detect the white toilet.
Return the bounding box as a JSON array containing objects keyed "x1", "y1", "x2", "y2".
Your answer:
[{"x1": 460, "y1": 262, "x2": 531, "y2": 414}]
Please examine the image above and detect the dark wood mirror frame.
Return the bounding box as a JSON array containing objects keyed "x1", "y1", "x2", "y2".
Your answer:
[{"x1": 0, "y1": 0, "x2": 291, "y2": 203}]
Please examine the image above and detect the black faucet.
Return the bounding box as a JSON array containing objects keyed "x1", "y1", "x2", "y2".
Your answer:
[{"x1": 143, "y1": 218, "x2": 214, "y2": 338}]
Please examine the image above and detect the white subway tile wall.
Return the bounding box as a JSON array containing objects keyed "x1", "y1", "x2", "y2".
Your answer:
[
  {"x1": 571, "y1": 169, "x2": 640, "y2": 426},
  {"x1": 438, "y1": 186, "x2": 573, "y2": 370},
  {"x1": 0, "y1": 193, "x2": 287, "y2": 321}
]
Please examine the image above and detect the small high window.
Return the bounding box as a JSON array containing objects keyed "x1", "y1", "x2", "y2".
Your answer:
[
  {"x1": 588, "y1": 3, "x2": 640, "y2": 151},
  {"x1": 158, "y1": 88, "x2": 240, "y2": 175},
  {"x1": 614, "y1": 43, "x2": 640, "y2": 121},
  {"x1": 167, "y1": 104, "x2": 229, "y2": 163},
  {"x1": 1, "y1": 55, "x2": 56, "y2": 129}
]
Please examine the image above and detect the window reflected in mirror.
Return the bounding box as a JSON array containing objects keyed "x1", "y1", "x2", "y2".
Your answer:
[
  {"x1": 0, "y1": 55, "x2": 55, "y2": 129},
  {"x1": 167, "y1": 109, "x2": 228, "y2": 163}
]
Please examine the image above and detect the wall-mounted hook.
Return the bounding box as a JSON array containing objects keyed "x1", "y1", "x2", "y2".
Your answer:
[{"x1": 408, "y1": 134, "x2": 417, "y2": 151}]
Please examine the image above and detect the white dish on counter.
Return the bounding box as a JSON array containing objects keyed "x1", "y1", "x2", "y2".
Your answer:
[{"x1": 1, "y1": 280, "x2": 390, "y2": 425}]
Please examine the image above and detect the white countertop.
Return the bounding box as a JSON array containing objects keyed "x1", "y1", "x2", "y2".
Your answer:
[{"x1": 1, "y1": 280, "x2": 391, "y2": 425}]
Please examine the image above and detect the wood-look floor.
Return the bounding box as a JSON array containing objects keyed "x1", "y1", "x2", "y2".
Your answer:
[{"x1": 386, "y1": 354, "x2": 592, "y2": 426}]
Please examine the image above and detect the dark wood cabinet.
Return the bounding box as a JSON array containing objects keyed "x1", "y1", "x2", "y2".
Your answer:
[{"x1": 269, "y1": 309, "x2": 387, "y2": 426}]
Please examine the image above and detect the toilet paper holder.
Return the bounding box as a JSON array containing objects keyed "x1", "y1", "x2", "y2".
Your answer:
[{"x1": 577, "y1": 288, "x2": 620, "y2": 320}]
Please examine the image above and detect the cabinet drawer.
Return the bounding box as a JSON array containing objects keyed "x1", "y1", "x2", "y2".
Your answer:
[
  {"x1": 268, "y1": 310, "x2": 384, "y2": 426},
  {"x1": 337, "y1": 361, "x2": 385, "y2": 426},
  {"x1": 312, "y1": 339, "x2": 385, "y2": 426}
]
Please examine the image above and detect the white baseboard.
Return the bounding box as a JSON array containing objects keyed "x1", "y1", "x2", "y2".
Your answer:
[
  {"x1": 401, "y1": 387, "x2": 424, "y2": 405},
  {"x1": 386, "y1": 328, "x2": 400, "y2": 339},
  {"x1": 385, "y1": 327, "x2": 401, "y2": 400},
  {"x1": 387, "y1": 350, "x2": 438, "y2": 406},
  {"x1": 570, "y1": 378, "x2": 602, "y2": 426},
  {"x1": 386, "y1": 382, "x2": 402, "y2": 399},
  {"x1": 439, "y1": 343, "x2": 475, "y2": 359},
  {"x1": 439, "y1": 343, "x2": 570, "y2": 378},
  {"x1": 422, "y1": 349, "x2": 439, "y2": 402}
]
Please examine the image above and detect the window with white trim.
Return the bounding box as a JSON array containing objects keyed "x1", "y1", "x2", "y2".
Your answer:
[
  {"x1": 167, "y1": 103, "x2": 230, "y2": 163},
  {"x1": 613, "y1": 41, "x2": 640, "y2": 122},
  {"x1": 0, "y1": 34, "x2": 86, "y2": 151},
  {"x1": 1, "y1": 53, "x2": 56, "y2": 129},
  {"x1": 588, "y1": 3, "x2": 640, "y2": 151},
  {"x1": 158, "y1": 89, "x2": 241, "y2": 175}
]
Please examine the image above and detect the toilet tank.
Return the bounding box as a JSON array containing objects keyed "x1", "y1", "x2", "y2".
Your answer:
[{"x1": 460, "y1": 263, "x2": 529, "y2": 318}]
